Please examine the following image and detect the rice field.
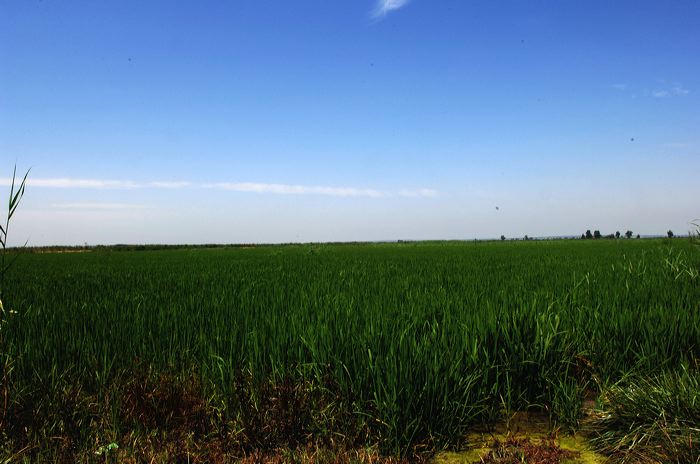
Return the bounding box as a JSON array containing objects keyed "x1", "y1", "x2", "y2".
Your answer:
[{"x1": 1, "y1": 238, "x2": 699, "y2": 462}]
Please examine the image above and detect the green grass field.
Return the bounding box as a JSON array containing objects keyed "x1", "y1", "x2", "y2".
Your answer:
[{"x1": 1, "y1": 239, "x2": 699, "y2": 462}]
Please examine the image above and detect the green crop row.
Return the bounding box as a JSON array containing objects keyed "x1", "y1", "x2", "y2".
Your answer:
[{"x1": 1, "y1": 239, "x2": 698, "y2": 459}]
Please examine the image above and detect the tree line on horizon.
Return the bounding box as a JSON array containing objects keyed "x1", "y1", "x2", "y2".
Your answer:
[
  {"x1": 581, "y1": 230, "x2": 638, "y2": 240},
  {"x1": 579, "y1": 229, "x2": 675, "y2": 240},
  {"x1": 498, "y1": 229, "x2": 678, "y2": 241}
]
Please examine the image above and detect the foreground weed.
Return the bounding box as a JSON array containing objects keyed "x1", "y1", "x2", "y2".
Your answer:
[
  {"x1": 94, "y1": 442, "x2": 118, "y2": 463},
  {"x1": 0, "y1": 165, "x2": 29, "y2": 333},
  {"x1": 587, "y1": 368, "x2": 700, "y2": 463}
]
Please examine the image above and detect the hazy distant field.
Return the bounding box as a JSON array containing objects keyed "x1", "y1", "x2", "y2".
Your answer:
[{"x1": 2, "y1": 239, "x2": 699, "y2": 461}]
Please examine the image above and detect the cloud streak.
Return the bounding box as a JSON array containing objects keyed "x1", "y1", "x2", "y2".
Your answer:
[
  {"x1": 204, "y1": 182, "x2": 386, "y2": 197},
  {"x1": 148, "y1": 181, "x2": 192, "y2": 189},
  {"x1": 1, "y1": 177, "x2": 437, "y2": 199},
  {"x1": 51, "y1": 203, "x2": 150, "y2": 210},
  {"x1": 652, "y1": 84, "x2": 689, "y2": 98},
  {"x1": 16, "y1": 178, "x2": 140, "y2": 189},
  {"x1": 371, "y1": 0, "x2": 410, "y2": 19},
  {"x1": 0, "y1": 178, "x2": 188, "y2": 189}
]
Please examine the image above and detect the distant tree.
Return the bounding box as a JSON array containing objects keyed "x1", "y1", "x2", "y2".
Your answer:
[
  {"x1": 615, "y1": 231, "x2": 621, "y2": 239},
  {"x1": 636, "y1": 234, "x2": 641, "y2": 239},
  {"x1": 524, "y1": 235, "x2": 529, "y2": 241},
  {"x1": 501, "y1": 235, "x2": 506, "y2": 241},
  {"x1": 667, "y1": 230, "x2": 674, "y2": 238},
  {"x1": 594, "y1": 230, "x2": 602, "y2": 239},
  {"x1": 585, "y1": 230, "x2": 593, "y2": 239},
  {"x1": 581, "y1": 234, "x2": 586, "y2": 240},
  {"x1": 625, "y1": 230, "x2": 633, "y2": 239}
]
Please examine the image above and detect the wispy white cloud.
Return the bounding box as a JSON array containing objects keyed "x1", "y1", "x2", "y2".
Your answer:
[
  {"x1": 21, "y1": 178, "x2": 140, "y2": 189},
  {"x1": 671, "y1": 85, "x2": 689, "y2": 95},
  {"x1": 204, "y1": 182, "x2": 387, "y2": 198},
  {"x1": 398, "y1": 188, "x2": 439, "y2": 198},
  {"x1": 371, "y1": 0, "x2": 410, "y2": 19},
  {"x1": 51, "y1": 203, "x2": 150, "y2": 210},
  {"x1": 0, "y1": 178, "x2": 188, "y2": 189},
  {"x1": 652, "y1": 84, "x2": 689, "y2": 98},
  {"x1": 1, "y1": 177, "x2": 438, "y2": 199},
  {"x1": 613, "y1": 82, "x2": 689, "y2": 98},
  {"x1": 148, "y1": 181, "x2": 192, "y2": 189}
]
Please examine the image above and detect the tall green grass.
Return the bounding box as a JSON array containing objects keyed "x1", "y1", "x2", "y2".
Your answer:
[
  {"x1": 1, "y1": 239, "x2": 699, "y2": 456},
  {"x1": 588, "y1": 367, "x2": 700, "y2": 463},
  {"x1": 0, "y1": 165, "x2": 29, "y2": 325}
]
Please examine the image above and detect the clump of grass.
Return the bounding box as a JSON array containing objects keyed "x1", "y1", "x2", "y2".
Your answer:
[
  {"x1": 0, "y1": 363, "x2": 378, "y2": 462},
  {"x1": 237, "y1": 446, "x2": 422, "y2": 464},
  {"x1": 692, "y1": 219, "x2": 700, "y2": 247},
  {"x1": 473, "y1": 436, "x2": 580, "y2": 464},
  {"x1": 228, "y1": 368, "x2": 369, "y2": 452},
  {"x1": 117, "y1": 365, "x2": 215, "y2": 438},
  {"x1": 545, "y1": 377, "x2": 587, "y2": 431},
  {"x1": 587, "y1": 367, "x2": 700, "y2": 463}
]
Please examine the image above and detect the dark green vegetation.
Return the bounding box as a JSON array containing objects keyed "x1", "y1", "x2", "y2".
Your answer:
[
  {"x1": 1, "y1": 239, "x2": 699, "y2": 462},
  {"x1": 588, "y1": 368, "x2": 700, "y2": 463}
]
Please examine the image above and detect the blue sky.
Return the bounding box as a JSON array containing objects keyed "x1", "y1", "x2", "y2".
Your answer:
[{"x1": 1, "y1": 0, "x2": 698, "y2": 245}]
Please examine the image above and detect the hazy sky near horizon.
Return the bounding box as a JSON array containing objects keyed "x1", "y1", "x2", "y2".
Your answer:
[{"x1": 1, "y1": 0, "x2": 699, "y2": 245}]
